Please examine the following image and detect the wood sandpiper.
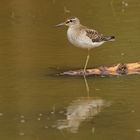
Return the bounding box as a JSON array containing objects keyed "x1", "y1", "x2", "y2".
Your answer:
[{"x1": 56, "y1": 17, "x2": 115, "y2": 74}]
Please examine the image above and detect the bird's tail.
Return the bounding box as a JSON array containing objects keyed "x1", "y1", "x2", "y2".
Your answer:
[{"x1": 103, "y1": 36, "x2": 115, "y2": 41}]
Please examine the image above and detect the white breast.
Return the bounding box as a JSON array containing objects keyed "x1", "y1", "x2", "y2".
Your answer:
[{"x1": 67, "y1": 27, "x2": 81, "y2": 47}]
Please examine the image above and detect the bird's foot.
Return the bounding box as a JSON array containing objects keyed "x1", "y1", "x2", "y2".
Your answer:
[{"x1": 83, "y1": 69, "x2": 87, "y2": 76}]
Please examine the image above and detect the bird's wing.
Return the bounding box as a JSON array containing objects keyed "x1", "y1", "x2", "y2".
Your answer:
[{"x1": 85, "y1": 28, "x2": 104, "y2": 42}]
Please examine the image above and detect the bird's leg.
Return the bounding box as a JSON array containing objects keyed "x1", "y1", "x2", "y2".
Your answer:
[{"x1": 83, "y1": 49, "x2": 90, "y2": 74}]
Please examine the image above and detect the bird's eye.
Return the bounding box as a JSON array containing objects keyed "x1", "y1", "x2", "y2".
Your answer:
[
  {"x1": 66, "y1": 21, "x2": 69, "y2": 24},
  {"x1": 70, "y1": 20, "x2": 72, "y2": 22}
]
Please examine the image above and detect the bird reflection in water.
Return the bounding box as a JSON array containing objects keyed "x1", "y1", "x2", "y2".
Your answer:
[{"x1": 57, "y1": 97, "x2": 111, "y2": 133}]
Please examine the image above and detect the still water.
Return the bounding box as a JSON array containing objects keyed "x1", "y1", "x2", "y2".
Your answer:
[{"x1": 0, "y1": 0, "x2": 140, "y2": 140}]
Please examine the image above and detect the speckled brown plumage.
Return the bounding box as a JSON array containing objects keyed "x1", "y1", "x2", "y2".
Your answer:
[{"x1": 86, "y1": 29, "x2": 115, "y2": 42}]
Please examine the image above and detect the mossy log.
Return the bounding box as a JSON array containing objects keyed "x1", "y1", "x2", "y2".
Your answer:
[{"x1": 60, "y1": 62, "x2": 140, "y2": 76}]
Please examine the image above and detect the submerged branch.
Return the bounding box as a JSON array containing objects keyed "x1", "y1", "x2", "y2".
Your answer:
[{"x1": 59, "y1": 62, "x2": 140, "y2": 77}]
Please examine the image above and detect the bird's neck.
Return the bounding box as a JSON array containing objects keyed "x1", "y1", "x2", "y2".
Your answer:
[{"x1": 68, "y1": 24, "x2": 82, "y2": 29}]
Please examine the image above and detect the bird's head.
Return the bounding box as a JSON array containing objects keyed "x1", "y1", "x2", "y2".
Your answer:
[{"x1": 56, "y1": 17, "x2": 80, "y2": 27}]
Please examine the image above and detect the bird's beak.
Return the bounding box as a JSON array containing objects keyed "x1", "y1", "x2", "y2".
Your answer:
[{"x1": 55, "y1": 22, "x2": 65, "y2": 27}]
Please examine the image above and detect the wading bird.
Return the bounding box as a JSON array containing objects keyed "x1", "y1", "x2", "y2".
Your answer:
[{"x1": 56, "y1": 17, "x2": 115, "y2": 74}]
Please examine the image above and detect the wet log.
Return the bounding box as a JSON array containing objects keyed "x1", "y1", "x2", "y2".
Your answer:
[{"x1": 59, "y1": 62, "x2": 140, "y2": 76}]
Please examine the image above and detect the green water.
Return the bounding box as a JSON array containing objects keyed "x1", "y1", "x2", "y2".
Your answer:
[{"x1": 0, "y1": 0, "x2": 140, "y2": 140}]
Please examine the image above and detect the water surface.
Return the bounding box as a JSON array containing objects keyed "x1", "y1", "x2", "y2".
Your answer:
[{"x1": 0, "y1": 0, "x2": 140, "y2": 140}]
